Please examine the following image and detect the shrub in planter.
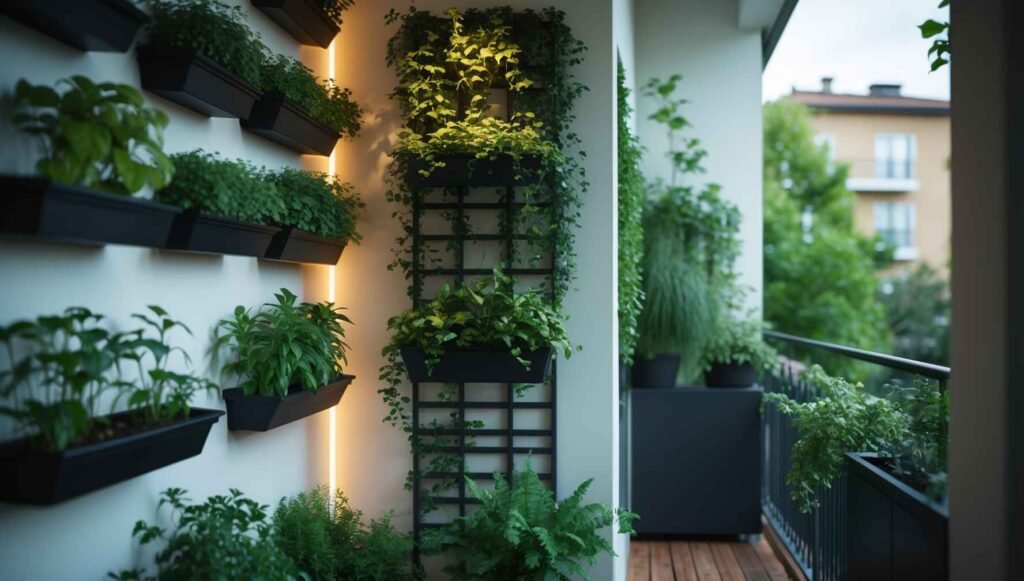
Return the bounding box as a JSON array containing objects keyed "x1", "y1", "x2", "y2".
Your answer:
[
  {"x1": 699, "y1": 317, "x2": 779, "y2": 388},
  {"x1": 157, "y1": 150, "x2": 285, "y2": 225},
  {"x1": 259, "y1": 53, "x2": 362, "y2": 138},
  {"x1": 273, "y1": 486, "x2": 419, "y2": 581},
  {"x1": 110, "y1": 488, "x2": 298, "y2": 580},
  {"x1": 423, "y1": 460, "x2": 637, "y2": 580},
  {"x1": 269, "y1": 168, "x2": 363, "y2": 244}
]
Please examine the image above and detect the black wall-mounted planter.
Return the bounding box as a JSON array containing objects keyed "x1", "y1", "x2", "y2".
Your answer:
[
  {"x1": 251, "y1": 0, "x2": 339, "y2": 49},
  {"x1": 401, "y1": 347, "x2": 552, "y2": 384},
  {"x1": 631, "y1": 354, "x2": 681, "y2": 389},
  {"x1": 405, "y1": 155, "x2": 544, "y2": 188},
  {"x1": 166, "y1": 211, "x2": 279, "y2": 258},
  {"x1": 0, "y1": 408, "x2": 223, "y2": 505},
  {"x1": 0, "y1": 176, "x2": 180, "y2": 249},
  {"x1": 242, "y1": 92, "x2": 340, "y2": 156},
  {"x1": 138, "y1": 47, "x2": 262, "y2": 118},
  {"x1": 846, "y1": 453, "x2": 949, "y2": 580},
  {"x1": 223, "y1": 375, "x2": 353, "y2": 431},
  {"x1": 704, "y1": 361, "x2": 757, "y2": 388},
  {"x1": 265, "y1": 227, "x2": 346, "y2": 265},
  {"x1": 0, "y1": 0, "x2": 148, "y2": 52}
]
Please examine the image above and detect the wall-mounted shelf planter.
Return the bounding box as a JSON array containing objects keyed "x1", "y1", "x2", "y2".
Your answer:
[
  {"x1": 0, "y1": 0, "x2": 148, "y2": 52},
  {"x1": 242, "y1": 92, "x2": 340, "y2": 156},
  {"x1": 166, "y1": 211, "x2": 279, "y2": 257},
  {"x1": 0, "y1": 176, "x2": 180, "y2": 249},
  {"x1": 138, "y1": 47, "x2": 261, "y2": 118},
  {"x1": 704, "y1": 361, "x2": 757, "y2": 388},
  {"x1": 251, "y1": 0, "x2": 339, "y2": 49},
  {"x1": 0, "y1": 408, "x2": 223, "y2": 505},
  {"x1": 405, "y1": 155, "x2": 544, "y2": 188},
  {"x1": 401, "y1": 347, "x2": 552, "y2": 383},
  {"x1": 846, "y1": 453, "x2": 949, "y2": 580},
  {"x1": 223, "y1": 375, "x2": 353, "y2": 431},
  {"x1": 265, "y1": 227, "x2": 345, "y2": 265}
]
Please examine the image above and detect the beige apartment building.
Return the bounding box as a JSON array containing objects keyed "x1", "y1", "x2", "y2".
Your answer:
[{"x1": 791, "y1": 79, "x2": 951, "y2": 274}]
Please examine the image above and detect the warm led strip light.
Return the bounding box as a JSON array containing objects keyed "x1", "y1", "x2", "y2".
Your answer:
[{"x1": 327, "y1": 39, "x2": 337, "y2": 496}]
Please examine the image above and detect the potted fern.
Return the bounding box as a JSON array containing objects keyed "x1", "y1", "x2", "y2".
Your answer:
[
  {"x1": 699, "y1": 317, "x2": 778, "y2": 388},
  {"x1": 1, "y1": 0, "x2": 148, "y2": 52},
  {"x1": 252, "y1": 0, "x2": 354, "y2": 48}
]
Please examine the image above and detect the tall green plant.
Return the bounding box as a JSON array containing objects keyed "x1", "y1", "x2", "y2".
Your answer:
[
  {"x1": 12, "y1": 77, "x2": 173, "y2": 195},
  {"x1": 270, "y1": 168, "x2": 363, "y2": 244},
  {"x1": 617, "y1": 59, "x2": 645, "y2": 366}
]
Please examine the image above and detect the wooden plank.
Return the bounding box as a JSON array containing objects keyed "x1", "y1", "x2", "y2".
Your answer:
[
  {"x1": 732, "y1": 542, "x2": 771, "y2": 581},
  {"x1": 651, "y1": 542, "x2": 674, "y2": 581},
  {"x1": 670, "y1": 541, "x2": 699, "y2": 581},
  {"x1": 762, "y1": 518, "x2": 809, "y2": 581},
  {"x1": 710, "y1": 542, "x2": 745, "y2": 581},
  {"x1": 690, "y1": 542, "x2": 723, "y2": 581},
  {"x1": 754, "y1": 537, "x2": 791, "y2": 581},
  {"x1": 629, "y1": 540, "x2": 651, "y2": 581}
]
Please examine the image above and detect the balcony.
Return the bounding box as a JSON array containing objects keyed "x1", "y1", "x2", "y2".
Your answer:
[{"x1": 843, "y1": 158, "x2": 919, "y2": 192}]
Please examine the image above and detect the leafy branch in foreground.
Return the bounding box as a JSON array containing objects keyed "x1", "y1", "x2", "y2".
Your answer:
[{"x1": 918, "y1": 0, "x2": 950, "y2": 72}]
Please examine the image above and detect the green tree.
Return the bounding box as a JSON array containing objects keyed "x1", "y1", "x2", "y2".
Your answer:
[
  {"x1": 879, "y1": 264, "x2": 950, "y2": 366},
  {"x1": 763, "y1": 99, "x2": 891, "y2": 376}
]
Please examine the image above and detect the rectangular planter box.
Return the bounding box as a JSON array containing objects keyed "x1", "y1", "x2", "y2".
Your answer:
[
  {"x1": 265, "y1": 227, "x2": 346, "y2": 265},
  {"x1": 846, "y1": 453, "x2": 949, "y2": 580},
  {"x1": 138, "y1": 46, "x2": 261, "y2": 118},
  {"x1": 223, "y1": 375, "x2": 353, "y2": 431},
  {"x1": 166, "y1": 211, "x2": 279, "y2": 258},
  {"x1": 0, "y1": 176, "x2": 181, "y2": 249},
  {"x1": 242, "y1": 92, "x2": 340, "y2": 156},
  {"x1": 401, "y1": 347, "x2": 552, "y2": 384},
  {"x1": 251, "y1": 0, "x2": 340, "y2": 48},
  {"x1": 1, "y1": 0, "x2": 147, "y2": 52},
  {"x1": 405, "y1": 155, "x2": 544, "y2": 188},
  {"x1": 0, "y1": 408, "x2": 224, "y2": 505}
]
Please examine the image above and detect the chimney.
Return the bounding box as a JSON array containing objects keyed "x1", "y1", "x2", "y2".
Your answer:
[
  {"x1": 821, "y1": 77, "x2": 833, "y2": 93},
  {"x1": 869, "y1": 83, "x2": 902, "y2": 97}
]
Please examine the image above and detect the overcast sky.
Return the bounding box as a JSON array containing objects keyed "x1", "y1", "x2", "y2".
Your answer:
[{"x1": 763, "y1": 0, "x2": 950, "y2": 102}]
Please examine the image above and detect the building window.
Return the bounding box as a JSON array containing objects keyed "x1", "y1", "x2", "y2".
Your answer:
[
  {"x1": 874, "y1": 201, "x2": 916, "y2": 259},
  {"x1": 814, "y1": 132, "x2": 837, "y2": 163},
  {"x1": 874, "y1": 133, "x2": 916, "y2": 179}
]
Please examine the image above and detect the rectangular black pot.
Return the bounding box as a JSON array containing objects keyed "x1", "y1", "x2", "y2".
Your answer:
[
  {"x1": 0, "y1": 176, "x2": 181, "y2": 249},
  {"x1": 138, "y1": 46, "x2": 262, "y2": 118},
  {"x1": 1, "y1": 0, "x2": 147, "y2": 52},
  {"x1": 400, "y1": 347, "x2": 553, "y2": 383},
  {"x1": 223, "y1": 375, "x2": 353, "y2": 431},
  {"x1": 166, "y1": 211, "x2": 279, "y2": 258},
  {"x1": 405, "y1": 155, "x2": 544, "y2": 188},
  {"x1": 0, "y1": 408, "x2": 224, "y2": 505},
  {"x1": 846, "y1": 453, "x2": 948, "y2": 580},
  {"x1": 265, "y1": 227, "x2": 346, "y2": 265},
  {"x1": 241, "y1": 92, "x2": 340, "y2": 156},
  {"x1": 251, "y1": 0, "x2": 340, "y2": 49}
]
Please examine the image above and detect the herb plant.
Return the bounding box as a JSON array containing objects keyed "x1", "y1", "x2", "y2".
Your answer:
[
  {"x1": 156, "y1": 150, "x2": 285, "y2": 225},
  {"x1": 700, "y1": 317, "x2": 779, "y2": 374},
  {"x1": 424, "y1": 460, "x2": 637, "y2": 580},
  {"x1": 617, "y1": 59, "x2": 645, "y2": 366},
  {"x1": 260, "y1": 54, "x2": 362, "y2": 137},
  {"x1": 12, "y1": 77, "x2": 173, "y2": 196},
  {"x1": 214, "y1": 288, "x2": 351, "y2": 397},
  {"x1": 270, "y1": 168, "x2": 363, "y2": 243},
  {"x1": 110, "y1": 488, "x2": 298, "y2": 581}
]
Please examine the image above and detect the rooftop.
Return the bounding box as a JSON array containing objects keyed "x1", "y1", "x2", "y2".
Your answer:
[{"x1": 791, "y1": 77, "x2": 950, "y2": 115}]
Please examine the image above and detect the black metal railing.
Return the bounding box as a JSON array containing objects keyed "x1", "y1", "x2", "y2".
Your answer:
[{"x1": 761, "y1": 331, "x2": 950, "y2": 581}]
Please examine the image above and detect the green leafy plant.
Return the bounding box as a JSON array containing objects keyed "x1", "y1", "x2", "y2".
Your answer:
[
  {"x1": 700, "y1": 317, "x2": 779, "y2": 374},
  {"x1": 919, "y1": 0, "x2": 950, "y2": 71},
  {"x1": 156, "y1": 150, "x2": 286, "y2": 225},
  {"x1": 214, "y1": 289, "x2": 351, "y2": 397},
  {"x1": 617, "y1": 58, "x2": 645, "y2": 366},
  {"x1": 879, "y1": 264, "x2": 950, "y2": 366},
  {"x1": 319, "y1": 0, "x2": 355, "y2": 28},
  {"x1": 270, "y1": 168, "x2": 363, "y2": 243},
  {"x1": 273, "y1": 486, "x2": 419, "y2": 581},
  {"x1": 260, "y1": 54, "x2": 362, "y2": 137},
  {"x1": 110, "y1": 488, "x2": 298, "y2": 581},
  {"x1": 12, "y1": 76, "x2": 173, "y2": 195},
  {"x1": 424, "y1": 460, "x2": 637, "y2": 580}
]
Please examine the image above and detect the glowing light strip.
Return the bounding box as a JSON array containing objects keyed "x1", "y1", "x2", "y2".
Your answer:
[{"x1": 327, "y1": 39, "x2": 337, "y2": 496}]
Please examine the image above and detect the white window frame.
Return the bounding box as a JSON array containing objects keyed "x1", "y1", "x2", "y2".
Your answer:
[
  {"x1": 873, "y1": 201, "x2": 918, "y2": 260},
  {"x1": 874, "y1": 133, "x2": 917, "y2": 179}
]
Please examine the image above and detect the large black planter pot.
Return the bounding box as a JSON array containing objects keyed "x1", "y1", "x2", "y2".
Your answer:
[
  {"x1": 166, "y1": 211, "x2": 279, "y2": 258},
  {"x1": 138, "y1": 47, "x2": 261, "y2": 118},
  {"x1": 846, "y1": 453, "x2": 949, "y2": 580},
  {"x1": 0, "y1": 408, "x2": 223, "y2": 505},
  {"x1": 704, "y1": 361, "x2": 757, "y2": 388},
  {"x1": 630, "y1": 354, "x2": 680, "y2": 389},
  {"x1": 0, "y1": 0, "x2": 147, "y2": 52},
  {"x1": 251, "y1": 0, "x2": 339, "y2": 48},
  {"x1": 401, "y1": 347, "x2": 553, "y2": 384},
  {"x1": 405, "y1": 155, "x2": 544, "y2": 188},
  {"x1": 242, "y1": 92, "x2": 341, "y2": 156},
  {"x1": 265, "y1": 227, "x2": 346, "y2": 265},
  {"x1": 0, "y1": 176, "x2": 180, "y2": 249},
  {"x1": 223, "y1": 375, "x2": 353, "y2": 431}
]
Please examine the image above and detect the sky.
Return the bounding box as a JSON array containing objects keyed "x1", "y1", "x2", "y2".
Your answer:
[{"x1": 763, "y1": 0, "x2": 950, "y2": 102}]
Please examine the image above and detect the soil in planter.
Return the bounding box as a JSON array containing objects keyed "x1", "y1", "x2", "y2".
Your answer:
[
  {"x1": 865, "y1": 456, "x2": 939, "y2": 499},
  {"x1": 19, "y1": 411, "x2": 197, "y2": 454}
]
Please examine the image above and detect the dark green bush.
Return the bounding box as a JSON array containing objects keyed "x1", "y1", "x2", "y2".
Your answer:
[
  {"x1": 270, "y1": 168, "x2": 363, "y2": 243},
  {"x1": 260, "y1": 54, "x2": 362, "y2": 137},
  {"x1": 156, "y1": 150, "x2": 285, "y2": 225},
  {"x1": 320, "y1": 0, "x2": 355, "y2": 27}
]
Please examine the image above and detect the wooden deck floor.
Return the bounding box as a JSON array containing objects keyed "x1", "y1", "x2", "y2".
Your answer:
[{"x1": 628, "y1": 537, "x2": 792, "y2": 581}]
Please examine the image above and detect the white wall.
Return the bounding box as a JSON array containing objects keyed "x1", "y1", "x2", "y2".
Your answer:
[
  {"x1": 0, "y1": 2, "x2": 334, "y2": 578},
  {"x1": 330, "y1": 1, "x2": 623, "y2": 579},
  {"x1": 634, "y1": 0, "x2": 765, "y2": 311}
]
